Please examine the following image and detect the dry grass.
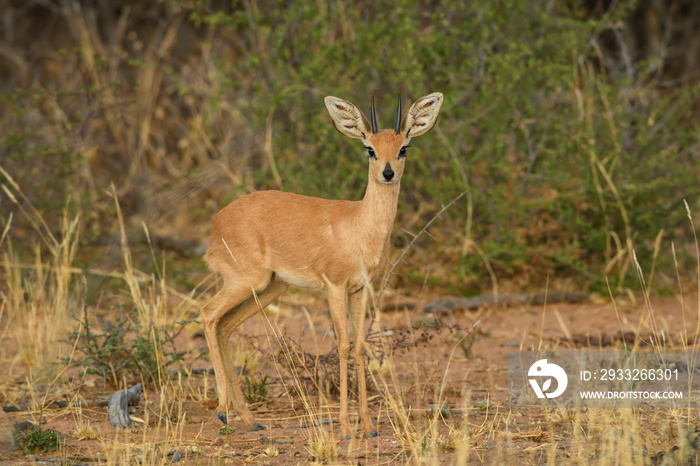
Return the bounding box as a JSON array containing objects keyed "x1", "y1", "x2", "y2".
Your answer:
[
  {"x1": 307, "y1": 436, "x2": 340, "y2": 461},
  {"x1": 1, "y1": 32, "x2": 700, "y2": 463},
  {"x1": 0, "y1": 167, "x2": 699, "y2": 465},
  {"x1": 2, "y1": 5, "x2": 700, "y2": 466},
  {"x1": 0, "y1": 170, "x2": 78, "y2": 375},
  {"x1": 71, "y1": 422, "x2": 101, "y2": 441}
]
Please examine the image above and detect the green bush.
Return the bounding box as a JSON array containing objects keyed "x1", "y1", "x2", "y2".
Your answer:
[
  {"x1": 12, "y1": 425, "x2": 62, "y2": 455},
  {"x1": 63, "y1": 306, "x2": 196, "y2": 386},
  {"x1": 2, "y1": 0, "x2": 698, "y2": 294},
  {"x1": 187, "y1": 0, "x2": 700, "y2": 293},
  {"x1": 244, "y1": 374, "x2": 270, "y2": 404}
]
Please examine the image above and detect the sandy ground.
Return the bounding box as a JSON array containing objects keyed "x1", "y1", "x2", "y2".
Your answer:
[{"x1": 0, "y1": 291, "x2": 696, "y2": 464}]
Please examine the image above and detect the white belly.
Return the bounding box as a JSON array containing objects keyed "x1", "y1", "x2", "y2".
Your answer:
[{"x1": 275, "y1": 269, "x2": 325, "y2": 290}]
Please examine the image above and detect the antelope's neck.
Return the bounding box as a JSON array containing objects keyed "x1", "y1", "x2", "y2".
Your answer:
[{"x1": 356, "y1": 178, "x2": 400, "y2": 258}]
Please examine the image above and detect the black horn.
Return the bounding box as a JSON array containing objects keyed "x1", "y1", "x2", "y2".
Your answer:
[
  {"x1": 394, "y1": 93, "x2": 402, "y2": 134},
  {"x1": 370, "y1": 94, "x2": 378, "y2": 134}
]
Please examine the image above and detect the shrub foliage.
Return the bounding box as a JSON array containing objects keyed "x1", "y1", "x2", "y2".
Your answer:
[{"x1": 0, "y1": 0, "x2": 698, "y2": 294}]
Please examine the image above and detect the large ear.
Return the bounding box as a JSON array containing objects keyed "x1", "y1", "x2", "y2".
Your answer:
[
  {"x1": 324, "y1": 96, "x2": 372, "y2": 140},
  {"x1": 401, "y1": 92, "x2": 443, "y2": 138}
]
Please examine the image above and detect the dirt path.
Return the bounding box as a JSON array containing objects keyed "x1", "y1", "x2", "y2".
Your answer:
[{"x1": 1, "y1": 292, "x2": 697, "y2": 464}]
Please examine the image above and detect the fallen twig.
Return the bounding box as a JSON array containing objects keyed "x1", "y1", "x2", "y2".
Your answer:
[
  {"x1": 424, "y1": 291, "x2": 590, "y2": 313},
  {"x1": 370, "y1": 191, "x2": 467, "y2": 337},
  {"x1": 376, "y1": 191, "x2": 466, "y2": 307}
]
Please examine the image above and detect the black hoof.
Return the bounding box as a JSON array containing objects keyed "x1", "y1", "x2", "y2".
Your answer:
[
  {"x1": 168, "y1": 450, "x2": 185, "y2": 463},
  {"x1": 216, "y1": 412, "x2": 227, "y2": 425},
  {"x1": 249, "y1": 422, "x2": 265, "y2": 432},
  {"x1": 366, "y1": 430, "x2": 379, "y2": 438}
]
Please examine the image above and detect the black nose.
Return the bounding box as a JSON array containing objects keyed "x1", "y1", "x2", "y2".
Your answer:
[{"x1": 382, "y1": 163, "x2": 394, "y2": 181}]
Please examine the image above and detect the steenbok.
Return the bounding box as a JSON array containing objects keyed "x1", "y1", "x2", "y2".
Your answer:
[{"x1": 202, "y1": 92, "x2": 443, "y2": 437}]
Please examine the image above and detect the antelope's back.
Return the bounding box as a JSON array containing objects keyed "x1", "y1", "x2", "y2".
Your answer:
[{"x1": 204, "y1": 190, "x2": 359, "y2": 278}]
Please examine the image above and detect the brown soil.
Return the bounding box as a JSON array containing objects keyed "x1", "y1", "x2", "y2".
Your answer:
[{"x1": 0, "y1": 291, "x2": 697, "y2": 464}]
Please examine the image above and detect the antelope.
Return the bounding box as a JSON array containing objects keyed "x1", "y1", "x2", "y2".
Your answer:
[{"x1": 201, "y1": 92, "x2": 444, "y2": 437}]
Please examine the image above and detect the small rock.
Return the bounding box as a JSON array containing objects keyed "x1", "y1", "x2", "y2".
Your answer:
[
  {"x1": 249, "y1": 423, "x2": 265, "y2": 432},
  {"x1": 13, "y1": 421, "x2": 36, "y2": 433},
  {"x1": 167, "y1": 449, "x2": 185, "y2": 463},
  {"x1": 300, "y1": 419, "x2": 332, "y2": 428}
]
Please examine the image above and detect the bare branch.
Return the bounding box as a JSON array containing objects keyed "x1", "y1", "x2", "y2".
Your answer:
[{"x1": 375, "y1": 191, "x2": 467, "y2": 307}]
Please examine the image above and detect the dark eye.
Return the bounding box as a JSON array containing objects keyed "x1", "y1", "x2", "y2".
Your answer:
[
  {"x1": 398, "y1": 146, "x2": 407, "y2": 159},
  {"x1": 366, "y1": 147, "x2": 377, "y2": 159}
]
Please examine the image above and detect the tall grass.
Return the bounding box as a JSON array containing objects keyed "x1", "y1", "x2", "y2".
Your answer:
[
  {"x1": 1, "y1": 170, "x2": 700, "y2": 464},
  {"x1": 2, "y1": 1, "x2": 700, "y2": 464},
  {"x1": 2, "y1": 1, "x2": 699, "y2": 296},
  {"x1": 0, "y1": 169, "x2": 80, "y2": 374}
]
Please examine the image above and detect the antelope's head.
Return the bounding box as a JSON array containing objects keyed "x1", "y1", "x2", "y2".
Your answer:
[{"x1": 324, "y1": 92, "x2": 443, "y2": 186}]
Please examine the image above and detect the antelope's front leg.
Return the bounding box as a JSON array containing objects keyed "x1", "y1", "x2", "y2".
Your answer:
[
  {"x1": 350, "y1": 287, "x2": 375, "y2": 435},
  {"x1": 327, "y1": 285, "x2": 351, "y2": 437}
]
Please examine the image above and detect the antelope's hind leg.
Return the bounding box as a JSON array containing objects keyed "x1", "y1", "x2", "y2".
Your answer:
[
  {"x1": 201, "y1": 285, "x2": 252, "y2": 418},
  {"x1": 216, "y1": 277, "x2": 288, "y2": 430}
]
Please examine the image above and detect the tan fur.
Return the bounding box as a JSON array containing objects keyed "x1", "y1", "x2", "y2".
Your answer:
[{"x1": 201, "y1": 93, "x2": 443, "y2": 437}]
